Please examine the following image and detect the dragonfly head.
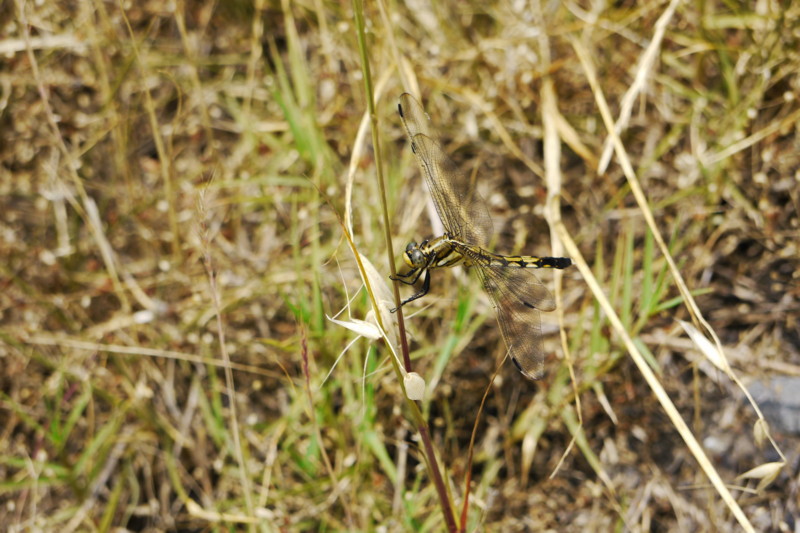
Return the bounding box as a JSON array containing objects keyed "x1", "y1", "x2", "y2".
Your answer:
[{"x1": 403, "y1": 241, "x2": 428, "y2": 268}]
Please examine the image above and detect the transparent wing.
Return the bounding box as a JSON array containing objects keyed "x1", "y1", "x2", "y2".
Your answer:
[
  {"x1": 469, "y1": 260, "x2": 557, "y2": 380},
  {"x1": 398, "y1": 93, "x2": 492, "y2": 247}
]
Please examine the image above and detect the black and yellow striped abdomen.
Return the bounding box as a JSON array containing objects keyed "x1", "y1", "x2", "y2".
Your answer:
[
  {"x1": 444, "y1": 236, "x2": 572, "y2": 271},
  {"x1": 471, "y1": 249, "x2": 572, "y2": 270}
]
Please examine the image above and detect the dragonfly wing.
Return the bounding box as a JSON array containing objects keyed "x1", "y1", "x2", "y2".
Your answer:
[
  {"x1": 398, "y1": 94, "x2": 493, "y2": 247},
  {"x1": 473, "y1": 264, "x2": 557, "y2": 380},
  {"x1": 397, "y1": 93, "x2": 436, "y2": 144}
]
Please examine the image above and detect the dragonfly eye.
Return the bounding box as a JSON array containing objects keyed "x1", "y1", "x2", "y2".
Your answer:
[
  {"x1": 405, "y1": 241, "x2": 417, "y2": 252},
  {"x1": 406, "y1": 248, "x2": 426, "y2": 267}
]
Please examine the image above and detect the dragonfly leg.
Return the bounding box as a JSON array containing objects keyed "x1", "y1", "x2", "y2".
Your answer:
[
  {"x1": 390, "y1": 267, "x2": 423, "y2": 285},
  {"x1": 390, "y1": 270, "x2": 431, "y2": 312}
]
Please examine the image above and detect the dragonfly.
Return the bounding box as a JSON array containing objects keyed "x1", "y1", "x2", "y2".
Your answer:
[{"x1": 391, "y1": 93, "x2": 572, "y2": 380}]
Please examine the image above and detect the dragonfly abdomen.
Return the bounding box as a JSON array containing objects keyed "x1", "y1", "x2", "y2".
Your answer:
[{"x1": 481, "y1": 251, "x2": 572, "y2": 269}]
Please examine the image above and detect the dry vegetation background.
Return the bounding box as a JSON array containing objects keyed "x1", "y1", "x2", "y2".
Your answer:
[{"x1": 1, "y1": 0, "x2": 799, "y2": 531}]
